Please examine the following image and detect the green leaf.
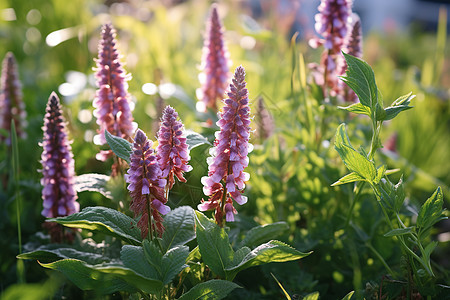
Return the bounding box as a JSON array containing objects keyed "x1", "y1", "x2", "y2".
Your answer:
[
  {"x1": 17, "y1": 246, "x2": 108, "y2": 265},
  {"x1": 340, "y1": 53, "x2": 378, "y2": 111},
  {"x1": 194, "y1": 211, "x2": 234, "y2": 279},
  {"x1": 225, "y1": 240, "x2": 311, "y2": 281},
  {"x1": 185, "y1": 130, "x2": 212, "y2": 150},
  {"x1": 121, "y1": 245, "x2": 160, "y2": 280},
  {"x1": 48, "y1": 206, "x2": 142, "y2": 245},
  {"x1": 38, "y1": 259, "x2": 157, "y2": 294},
  {"x1": 417, "y1": 187, "x2": 447, "y2": 233},
  {"x1": 341, "y1": 291, "x2": 355, "y2": 300},
  {"x1": 177, "y1": 280, "x2": 240, "y2": 300},
  {"x1": 338, "y1": 102, "x2": 371, "y2": 116},
  {"x1": 384, "y1": 92, "x2": 415, "y2": 121},
  {"x1": 375, "y1": 165, "x2": 387, "y2": 184},
  {"x1": 384, "y1": 227, "x2": 415, "y2": 237},
  {"x1": 331, "y1": 172, "x2": 365, "y2": 186},
  {"x1": 334, "y1": 124, "x2": 377, "y2": 183},
  {"x1": 74, "y1": 173, "x2": 112, "y2": 199},
  {"x1": 161, "y1": 206, "x2": 195, "y2": 253},
  {"x1": 104, "y1": 129, "x2": 133, "y2": 163},
  {"x1": 239, "y1": 222, "x2": 289, "y2": 248},
  {"x1": 303, "y1": 292, "x2": 320, "y2": 300}
]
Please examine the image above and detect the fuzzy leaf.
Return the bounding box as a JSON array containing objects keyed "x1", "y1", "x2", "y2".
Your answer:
[
  {"x1": 75, "y1": 173, "x2": 112, "y2": 199},
  {"x1": 121, "y1": 245, "x2": 160, "y2": 280},
  {"x1": 331, "y1": 172, "x2": 366, "y2": 186},
  {"x1": 161, "y1": 206, "x2": 196, "y2": 253},
  {"x1": 239, "y1": 222, "x2": 289, "y2": 248},
  {"x1": 48, "y1": 206, "x2": 142, "y2": 245},
  {"x1": 375, "y1": 165, "x2": 387, "y2": 184},
  {"x1": 104, "y1": 129, "x2": 133, "y2": 163},
  {"x1": 177, "y1": 280, "x2": 241, "y2": 300},
  {"x1": 185, "y1": 130, "x2": 212, "y2": 150},
  {"x1": 334, "y1": 124, "x2": 377, "y2": 183},
  {"x1": 417, "y1": 187, "x2": 447, "y2": 232},
  {"x1": 17, "y1": 247, "x2": 108, "y2": 265},
  {"x1": 225, "y1": 240, "x2": 311, "y2": 280},
  {"x1": 338, "y1": 102, "x2": 371, "y2": 116},
  {"x1": 384, "y1": 227, "x2": 414, "y2": 237},
  {"x1": 160, "y1": 245, "x2": 189, "y2": 284},
  {"x1": 340, "y1": 53, "x2": 378, "y2": 110},
  {"x1": 194, "y1": 211, "x2": 234, "y2": 279},
  {"x1": 39, "y1": 259, "x2": 165, "y2": 294}
]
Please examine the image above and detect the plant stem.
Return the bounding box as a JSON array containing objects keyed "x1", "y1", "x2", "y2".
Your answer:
[
  {"x1": 146, "y1": 195, "x2": 154, "y2": 241},
  {"x1": 366, "y1": 242, "x2": 396, "y2": 277},
  {"x1": 345, "y1": 181, "x2": 365, "y2": 228}
]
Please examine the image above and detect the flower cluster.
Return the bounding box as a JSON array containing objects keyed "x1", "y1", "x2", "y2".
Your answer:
[
  {"x1": 126, "y1": 129, "x2": 170, "y2": 238},
  {"x1": 156, "y1": 106, "x2": 192, "y2": 190},
  {"x1": 309, "y1": 0, "x2": 354, "y2": 99},
  {"x1": 0, "y1": 52, "x2": 27, "y2": 144},
  {"x1": 93, "y1": 23, "x2": 136, "y2": 161},
  {"x1": 199, "y1": 66, "x2": 252, "y2": 226},
  {"x1": 196, "y1": 4, "x2": 231, "y2": 112},
  {"x1": 40, "y1": 92, "x2": 79, "y2": 219}
]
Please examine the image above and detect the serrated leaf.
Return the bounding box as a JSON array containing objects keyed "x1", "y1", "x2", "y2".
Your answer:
[
  {"x1": 39, "y1": 259, "x2": 165, "y2": 294},
  {"x1": 384, "y1": 227, "x2": 414, "y2": 237},
  {"x1": 48, "y1": 206, "x2": 142, "y2": 245},
  {"x1": 331, "y1": 172, "x2": 365, "y2": 186},
  {"x1": 239, "y1": 222, "x2": 289, "y2": 248},
  {"x1": 161, "y1": 206, "x2": 195, "y2": 253},
  {"x1": 104, "y1": 130, "x2": 133, "y2": 163},
  {"x1": 334, "y1": 124, "x2": 377, "y2": 183},
  {"x1": 340, "y1": 53, "x2": 378, "y2": 111},
  {"x1": 185, "y1": 130, "x2": 212, "y2": 150},
  {"x1": 177, "y1": 280, "x2": 240, "y2": 300},
  {"x1": 194, "y1": 211, "x2": 234, "y2": 279},
  {"x1": 225, "y1": 240, "x2": 311, "y2": 281},
  {"x1": 417, "y1": 187, "x2": 447, "y2": 232},
  {"x1": 75, "y1": 173, "x2": 112, "y2": 199},
  {"x1": 338, "y1": 102, "x2": 371, "y2": 116}
]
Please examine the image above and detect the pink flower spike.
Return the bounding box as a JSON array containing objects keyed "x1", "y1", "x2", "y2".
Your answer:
[
  {"x1": 126, "y1": 129, "x2": 169, "y2": 238},
  {"x1": 200, "y1": 66, "x2": 252, "y2": 226},
  {"x1": 0, "y1": 52, "x2": 27, "y2": 145},
  {"x1": 156, "y1": 105, "x2": 192, "y2": 190},
  {"x1": 196, "y1": 4, "x2": 231, "y2": 112},
  {"x1": 40, "y1": 92, "x2": 79, "y2": 219},
  {"x1": 93, "y1": 23, "x2": 137, "y2": 161}
]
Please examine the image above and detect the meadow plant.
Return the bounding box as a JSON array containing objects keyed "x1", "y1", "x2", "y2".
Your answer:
[
  {"x1": 199, "y1": 66, "x2": 252, "y2": 226},
  {"x1": 126, "y1": 129, "x2": 169, "y2": 239},
  {"x1": 93, "y1": 23, "x2": 136, "y2": 162},
  {"x1": 156, "y1": 105, "x2": 192, "y2": 191},
  {"x1": 196, "y1": 4, "x2": 230, "y2": 112},
  {"x1": 40, "y1": 92, "x2": 79, "y2": 241},
  {"x1": 0, "y1": 52, "x2": 26, "y2": 144}
]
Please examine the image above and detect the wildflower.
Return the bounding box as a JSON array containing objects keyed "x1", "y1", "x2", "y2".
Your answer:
[
  {"x1": 40, "y1": 92, "x2": 79, "y2": 219},
  {"x1": 196, "y1": 4, "x2": 231, "y2": 112},
  {"x1": 309, "y1": 0, "x2": 353, "y2": 98},
  {"x1": 156, "y1": 106, "x2": 192, "y2": 190},
  {"x1": 0, "y1": 52, "x2": 27, "y2": 144},
  {"x1": 198, "y1": 66, "x2": 252, "y2": 226},
  {"x1": 93, "y1": 23, "x2": 136, "y2": 161},
  {"x1": 339, "y1": 13, "x2": 362, "y2": 102},
  {"x1": 126, "y1": 129, "x2": 169, "y2": 238}
]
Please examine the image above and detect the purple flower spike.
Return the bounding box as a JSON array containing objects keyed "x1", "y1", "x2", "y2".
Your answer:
[
  {"x1": 198, "y1": 66, "x2": 252, "y2": 226},
  {"x1": 339, "y1": 13, "x2": 362, "y2": 102},
  {"x1": 196, "y1": 4, "x2": 231, "y2": 112},
  {"x1": 0, "y1": 52, "x2": 27, "y2": 144},
  {"x1": 93, "y1": 23, "x2": 137, "y2": 161},
  {"x1": 126, "y1": 129, "x2": 169, "y2": 238},
  {"x1": 156, "y1": 105, "x2": 192, "y2": 190},
  {"x1": 40, "y1": 92, "x2": 79, "y2": 219}
]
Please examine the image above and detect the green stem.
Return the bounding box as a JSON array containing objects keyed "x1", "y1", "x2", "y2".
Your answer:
[
  {"x1": 366, "y1": 242, "x2": 396, "y2": 277},
  {"x1": 345, "y1": 182, "x2": 365, "y2": 228}
]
